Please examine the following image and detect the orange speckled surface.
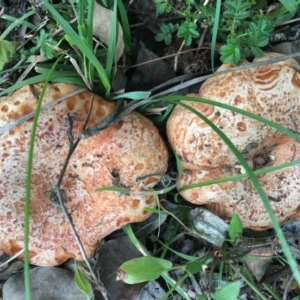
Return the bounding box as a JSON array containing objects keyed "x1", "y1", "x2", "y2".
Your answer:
[
  {"x1": 167, "y1": 53, "x2": 300, "y2": 230},
  {"x1": 0, "y1": 83, "x2": 168, "y2": 266}
]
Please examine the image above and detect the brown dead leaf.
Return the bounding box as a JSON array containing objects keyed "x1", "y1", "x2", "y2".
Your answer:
[
  {"x1": 93, "y1": 1, "x2": 124, "y2": 64},
  {"x1": 93, "y1": 235, "x2": 146, "y2": 300}
]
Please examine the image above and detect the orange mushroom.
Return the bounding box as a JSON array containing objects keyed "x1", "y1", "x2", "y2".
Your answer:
[
  {"x1": 0, "y1": 83, "x2": 168, "y2": 266},
  {"x1": 167, "y1": 52, "x2": 300, "y2": 230}
]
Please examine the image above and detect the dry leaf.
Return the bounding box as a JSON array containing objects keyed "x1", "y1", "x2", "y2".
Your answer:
[{"x1": 93, "y1": 1, "x2": 124, "y2": 63}]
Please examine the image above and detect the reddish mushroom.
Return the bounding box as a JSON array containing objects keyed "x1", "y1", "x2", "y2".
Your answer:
[
  {"x1": 167, "y1": 52, "x2": 300, "y2": 230},
  {"x1": 0, "y1": 83, "x2": 168, "y2": 266}
]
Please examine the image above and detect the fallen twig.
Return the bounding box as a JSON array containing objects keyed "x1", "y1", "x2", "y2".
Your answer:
[{"x1": 53, "y1": 96, "x2": 110, "y2": 300}]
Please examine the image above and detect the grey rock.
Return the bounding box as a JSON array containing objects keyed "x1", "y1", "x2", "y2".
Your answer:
[
  {"x1": 139, "y1": 281, "x2": 165, "y2": 300},
  {"x1": 3, "y1": 267, "x2": 88, "y2": 300}
]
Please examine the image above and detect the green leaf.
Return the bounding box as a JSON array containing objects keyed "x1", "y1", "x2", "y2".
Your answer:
[
  {"x1": 0, "y1": 40, "x2": 18, "y2": 71},
  {"x1": 251, "y1": 46, "x2": 264, "y2": 57},
  {"x1": 228, "y1": 214, "x2": 243, "y2": 242},
  {"x1": 177, "y1": 21, "x2": 199, "y2": 46},
  {"x1": 196, "y1": 295, "x2": 207, "y2": 300},
  {"x1": 156, "y1": 23, "x2": 178, "y2": 45},
  {"x1": 212, "y1": 281, "x2": 241, "y2": 300},
  {"x1": 116, "y1": 257, "x2": 172, "y2": 284},
  {"x1": 185, "y1": 259, "x2": 208, "y2": 274},
  {"x1": 74, "y1": 262, "x2": 93, "y2": 297},
  {"x1": 157, "y1": 2, "x2": 167, "y2": 15},
  {"x1": 219, "y1": 38, "x2": 241, "y2": 64}
]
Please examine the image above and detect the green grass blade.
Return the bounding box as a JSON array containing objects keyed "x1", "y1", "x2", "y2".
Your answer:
[
  {"x1": 210, "y1": 0, "x2": 221, "y2": 71},
  {"x1": 160, "y1": 95, "x2": 300, "y2": 142},
  {"x1": 161, "y1": 272, "x2": 190, "y2": 300},
  {"x1": 0, "y1": 13, "x2": 35, "y2": 29},
  {"x1": 278, "y1": 0, "x2": 298, "y2": 15},
  {"x1": 0, "y1": 10, "x2": 36, "y2": 39},
  {"x1": 117, "y1": 0, "x2": 131, "y2": 50},
  {"x1": 43, "y1": 0, "x2": 111, "y2": 94},
  {"x1": 177, "y1": 101, "x2": 300, "y2": 288},
  {"x1": 111, "y1": 91, "x2": 151, "y2": 100},
  {"x1": 179, "y1": 158, "x2": 300, "y2": 191},
  {"x1": 0, "y1": 74, "x2": 54, "y2": 96},
  {"x1": 78, "y1": 0, "x2": 85, "y2": 28},
  {"x1": 105, "y1": 0, "x2": 118, "y2": 78},
  {"x1": 24, "y1": 55, "x2": 63, "y2": 300},
  {"x1": 86, "y1": 0, "x2": 95, "y2": 82}
]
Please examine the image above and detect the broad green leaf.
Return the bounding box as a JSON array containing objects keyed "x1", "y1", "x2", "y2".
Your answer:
[
  {"x1": 74, "y1": 262, "x2": 93, "y2": 297},
  {"x1": 228, "y1": 214, "x2": 243, "y2": 242},
  {"x1": 116, "y1": 256, "x2": 172, "y2": 284},
  {"x1": 0, "y1": 40, "x2": 18, "y2": 71},
  {"x1": 212, "y1": 281, "x2": 241, "y2": 300}
]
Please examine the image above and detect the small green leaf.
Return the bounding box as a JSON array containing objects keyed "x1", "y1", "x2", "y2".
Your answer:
[
  {"x1": 228, "y1": 214, "x2": 243, "y2": 242},
  {"x1": 116, "y1": 257, "x2": 172, "y2": 284},
  {"x1": 212, "y1": 281, "x2": 241, "y2": 300},
  {"x1": 155, "y1": 23, "x2": 179, "y2": 45},
  {"x1": 196, "y1": 295, "x2": 207, "y2": 300},
  {"x1": 74, "y1": 262, "x2": 93, "y2": 297},
  {"x1": 0, "y1": 40, "x2": 18, "y2": 71},
  {"x1": 157, "y1": 2, "x2": 167, "y2": 15},
  {"x1": 177, "y1": 21, "x2": 199, "y2": 46},
  {"x1": 185, "y1": 259, "x2": 207, "y2": 274},
  {"x1": 251, "y1": 46, "x2": 264, "y2": 58},
  {"x1": 220, "y1": 38, "x2": 241, "y2": 64}
]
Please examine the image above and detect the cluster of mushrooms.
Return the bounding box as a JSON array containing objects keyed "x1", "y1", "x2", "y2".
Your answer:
[{"x1": 1, "y1": 52, "x2": 300, "y2": 266}]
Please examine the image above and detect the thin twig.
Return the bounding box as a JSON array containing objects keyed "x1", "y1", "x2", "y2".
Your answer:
[
  {"x1": 15, "y1": 55, "x2": 45, "y2": 86},
  {"x1": 0, "y1": 249, "x2": 25, "y2": 269},
  {"x1": 54, "y1": 96, "x2": 110, "y2": 300}
]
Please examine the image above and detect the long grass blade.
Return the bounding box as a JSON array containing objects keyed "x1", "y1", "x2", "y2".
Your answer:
[
  {"x1": 24, "y1": 55, "x2": 63, "y2": 300},
  {"x1": 105, "y1": 0, "x2": 118, "y2": 78},
  {"x1": 43, "y1": 0, "x2": 111, "y2": 94},
  {"x1": 117, "y1": 0, "x2": 131, "y2": 50},
  {"x1": 278, "y1": 0, "x2": 298, "y2": 15},
  {"x1": 0, "y1": 10, "x2": 36, "y2": 39},
  {"x1": 177, "y1": 101, "x2": 300, "y2": 288},
  {"x1": 161, "y1": 95, "x2": 300, "y2": 142},
  {"x1": 210, "y1": 0, "x2": 221, "y2": 71}
]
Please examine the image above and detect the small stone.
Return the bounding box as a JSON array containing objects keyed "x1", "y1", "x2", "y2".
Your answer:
[{"x1": 3, "y1": 267, "x2": 87, "y2": 300}]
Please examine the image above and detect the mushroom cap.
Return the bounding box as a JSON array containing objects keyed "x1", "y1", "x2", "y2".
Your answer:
[
  {"x1": 0, "y1": 83, "x2": 168, "y2": 266},
  {"x1": 167, "y1": 52, "x2": 300, "y2": 230}
]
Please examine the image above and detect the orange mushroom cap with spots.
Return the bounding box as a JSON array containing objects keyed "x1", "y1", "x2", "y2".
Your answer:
[
  {"x1": 167, "y1": 53, "x2": 300, "y2": 230},
  {"x1": 0, "y1": 83, "x2": 168, "y2": 266}
]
